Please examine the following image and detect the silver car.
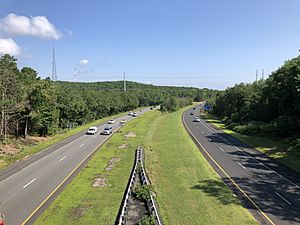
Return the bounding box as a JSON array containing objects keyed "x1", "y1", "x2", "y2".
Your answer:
[{"x1": 101, "y1": 126, "x2": 112, "y2": 135}]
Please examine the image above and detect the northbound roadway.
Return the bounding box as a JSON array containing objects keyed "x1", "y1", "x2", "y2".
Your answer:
[
  {"x1": 0, "y1": 108, "x2": 149, "y2": 225},
  {"x1": 183, "y1": 105, "x2": 300, "y2": 225}
]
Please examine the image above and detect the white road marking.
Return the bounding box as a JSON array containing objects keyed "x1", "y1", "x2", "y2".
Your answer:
[
  {"x1": 23, "y1": 178, "x2": 36, "y2": 189},
  {"x1": 80, "y1": 143, "x2": 84, "y2": 147},
  {"x1": 59, "y1": 156, "x2": 67, "y2": 162},
  {"x1": 275, "y1": 192, "x2": 292, "y2": 205},
  {"x1": 235, "y1": 146, "x2": 241, "y2": 151},
  {"x1": 238, "y1": 163, "x2": 246, "y2": 170},
  {"x1": 201, "y1": 131, "x2": 204, "y2": 134},
  {"x1": 195, "y1": 115, "x2": 300, "y2": 189},
  {"x1": 218, "y1": 147, "x2": 225, "y2": 152},
  {"x1": 208, "y1": 138, "x2": 212, "y2": 142}
]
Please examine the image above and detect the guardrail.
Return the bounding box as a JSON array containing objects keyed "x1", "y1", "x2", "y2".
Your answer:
[{"x1": 115, "y1": 146, "x2": 163, "y2": 225}]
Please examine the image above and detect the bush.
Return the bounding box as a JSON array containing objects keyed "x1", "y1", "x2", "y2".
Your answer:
[
  {"x1": 133, "y1": 184, "x2": 153, "y2": 201},
  {"x1": 139, "y1": 215, "x2": 156, "y2": 225}
]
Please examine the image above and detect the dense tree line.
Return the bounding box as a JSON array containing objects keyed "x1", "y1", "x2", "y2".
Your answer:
[
  {"x1": 0, "y1": 54, "x2": 218, "y2": 142},
  {"x1": 212, "y1": 55, "x2": 300, "y2": 138}
]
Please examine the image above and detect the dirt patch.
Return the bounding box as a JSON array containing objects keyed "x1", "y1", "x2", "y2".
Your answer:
[
  {"x1": 1, "y1": 144, "x2": 19, "y2": 155},
  {"x1": 124, "y1": 131, "x2": 136, "y2": 138},
  {"x1": 92, "y1": 175, "x2": 108, "y2": 188},
  {"x1": 70, "y1": 205, "x2": 92, "y2": 218},
  {"x1": 118, "y1": 144, "x2": 127, "y2": 149},
  {"x1": 105, "y1": 157, "x2": 120, "y2": 171}
]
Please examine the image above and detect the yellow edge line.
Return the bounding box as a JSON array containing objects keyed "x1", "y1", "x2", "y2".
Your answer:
[
  {"x1": 21, "y1": 135, "x2": 112, "y2": 225},
  {"x1": 182, "y1": 109, "x2": 275, "y2": 225}
]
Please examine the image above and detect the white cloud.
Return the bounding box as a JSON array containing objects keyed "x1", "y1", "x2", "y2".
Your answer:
[
  {"x1": 0, "y1": 13, "x2": 61, "y2": 40},
  {"x1": 79, "y1": 59, "x2": 88, "y2": 65},
  {"x1": 0, "y1": 38, "x2": 21, "y2": 56}
]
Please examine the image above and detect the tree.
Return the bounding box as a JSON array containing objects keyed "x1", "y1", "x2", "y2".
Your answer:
[{"x1": 0, "y1": 54, "x2": 21, "y2": 142}]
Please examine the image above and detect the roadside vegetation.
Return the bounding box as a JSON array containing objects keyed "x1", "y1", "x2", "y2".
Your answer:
[
  {"x1": 0, "y1": 111, "x2": 128, "y2": 169},
  {"x1": 207, "y1": 55, "x2": 300, "y2": 172},
  {"x1": 201, "y1": 113, "x2": 300, "y2": 173},
  {"x1": 0, "y1": 54, "x2": 217, "y2": 167},
  {"x1": 36, "y1": 108, "x2": 257, "y2": 225}
]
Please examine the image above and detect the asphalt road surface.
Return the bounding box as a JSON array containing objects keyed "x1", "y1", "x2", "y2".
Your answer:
[
  {"x1": 183, "y1": 105, "x2": 300, "y2": 225},
  {"x1": 0, "y1": 108, "x2": 150, "y2": 225}
]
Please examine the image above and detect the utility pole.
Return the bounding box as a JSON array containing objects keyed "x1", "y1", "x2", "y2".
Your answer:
[
  {"x1": 123, "y1": 71, "x2": 126, "y2": 92},
  {"x1": 52, "y1": 46, "x2": 57, "y2": 81},
  {"x1": 262, "y1": 68, "x2": 264, "y2": 80},
  {"x1": 256, "y1": 69, "x2": 258, "y2": 82}
]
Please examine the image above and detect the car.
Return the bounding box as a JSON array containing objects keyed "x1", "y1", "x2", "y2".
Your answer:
[
  {"x1": 87, "y1": 126, "x2": 98, "y2": 134},
  {"x1": 132, "y1": 112, "x2": 138, "y2": 117},
  {"x1": 108, "y1": 119, "x2": 115, "y2": 124},
  {"x1": 128, "y1": 111, "x2": 133, "y2": 116},
  {"x1": 193, "y1": 107, "x2": 196, "y2": 110},
  {"x1": 193, "y1": 117, "x2": 200, "y2": 122},
  {"x1": 190, "y1": 111, "x2": 194, "y2": 115},
  {"x1": 120, "y1": 119, "x2": 127, "y2": 124},
  {"x1": 101, "y1": 126, "x2": 112, "y2": 135}
]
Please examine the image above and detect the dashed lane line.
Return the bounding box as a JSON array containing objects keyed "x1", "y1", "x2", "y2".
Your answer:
[
  {"x1": 23, "y1": 178, "x2": 36, "y2": 189},
  {"x1": 275, "y1": 192, "x2": 292, "y2": 205}
]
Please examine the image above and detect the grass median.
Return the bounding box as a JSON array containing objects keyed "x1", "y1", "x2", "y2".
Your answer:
[
  {"x1": 201, "y1": 113, "x2": 300, "y2": 173},
  {"x1": 35, "y1": 110, "x2": 160, "y2": 225},
  {"x1": 144, "y1": 108, "x2": 257, "y2": 225},
  {"x1": 35, "y1": 108, "x2": 257, "y2": 225}
]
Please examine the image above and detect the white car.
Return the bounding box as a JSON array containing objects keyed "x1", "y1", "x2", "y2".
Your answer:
[
  {"x1": 132, "y1": 112, "x2": 138, "y2": 117},
  {"x1": 128, "y1": 111, "x2": 133, "y2": 116},
  {"x1": 193, "y1": 117, "x2": 200, "y2": 122},
  {"x1": 87, "y1": 126, "x2": 98, "y2": 134},
  {"x1": 108, "y1": 119, "x2": 115, "y2": 124}
]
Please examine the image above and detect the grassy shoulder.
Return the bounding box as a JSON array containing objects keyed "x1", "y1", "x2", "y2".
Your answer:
[
  {"x1": 0, "y1": 109, "x2": 143, "y2": 169},
  {"x1": 35, "y1": 110, "x2": 160, "y2": 225},
  {"x1": 201, "y1": 113, "x2": 300, "y2": 173},
  {"x1": 143, "y1": 108, "x2": 257, "y2": 225}
]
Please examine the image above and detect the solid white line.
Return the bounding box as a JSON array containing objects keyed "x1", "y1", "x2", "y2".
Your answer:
[
  {"x1": 23, "y1": 178, "x2": 36, "y2": 189},
  {"x1": 238, "y1": 163, "x2": 246, "y2": 170},
  {"x1": 59, "y1": 156, "x2": 67, "y2": 162},
  {"x1": 275, "y1": 192, "x2": 292, "y2": 205},
  {"x1": 208, "y1": 138, "x2": 212, "y2": 142},
  {"x1": 80, "y1": 143, "x2": 84, "y2": 147},
  {"x1": 218, "y1": 146, "x2": 225, "y2": 152}
]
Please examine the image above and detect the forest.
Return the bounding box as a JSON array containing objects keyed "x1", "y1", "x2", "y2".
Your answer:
[
  {"x1": 211, "y1": 55, "x2": 300, "y2": 142},
  {"x1": 0, "y1": 54, "x2": 218, "y2": 142}
]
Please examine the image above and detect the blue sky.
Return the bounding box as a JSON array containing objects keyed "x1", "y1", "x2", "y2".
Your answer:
[{"x1": 0, "y1": 0, "x2": 300, "y2": 89}]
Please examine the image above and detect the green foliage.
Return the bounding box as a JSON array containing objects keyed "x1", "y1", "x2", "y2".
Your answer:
[
  {"x1": 213, "y1": 55, "x2": 300, "y2": 138},
  {"x1": 139, "y1": 215, "x2": 156, "y2": 225},
  {"x1": 133, "y1": 184, "x2": 153, "y2": 201},
  {"x1": 0, "y1": 54, "x2": 218, "y2": 142}
]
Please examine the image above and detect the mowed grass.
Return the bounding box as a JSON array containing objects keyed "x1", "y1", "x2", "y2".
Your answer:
[
  {"x1": 35, "y1": 110, "x2": 160, "y2": 225},
  {"x1": 36, "y1": 108, "x2": 257, "y2": 225},
  {"x1": 144, "y1": 109, "x2": 257, "y2": 225},
  {"x1": 201, "y1": 113, "x2": 300, "y2": 173}
]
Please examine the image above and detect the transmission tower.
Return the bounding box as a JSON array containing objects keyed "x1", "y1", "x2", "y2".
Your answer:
[{"x1": 52, "y1": 46, "x2": 57, "y2": 81}]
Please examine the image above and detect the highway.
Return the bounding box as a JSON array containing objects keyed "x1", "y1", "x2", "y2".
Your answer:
[
  {"x1": 0, "y1": 108, "x2": 149, "y2": 225},
  {"x1": 183, "y1": 105, "x2": 300, "y2": 225}
]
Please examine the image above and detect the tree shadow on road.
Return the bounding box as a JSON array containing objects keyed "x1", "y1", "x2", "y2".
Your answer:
[{"x1": 191, "y1": 179, "x2": 241, "y2": 206}]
